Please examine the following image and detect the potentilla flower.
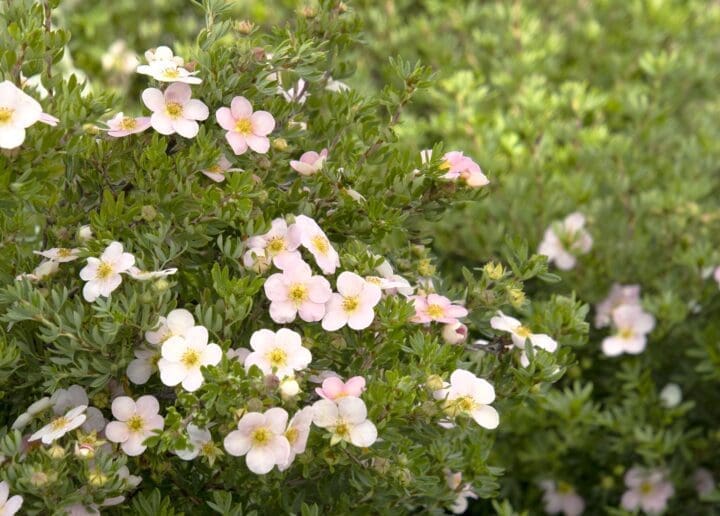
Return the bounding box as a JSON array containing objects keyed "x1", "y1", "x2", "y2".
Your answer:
[
  {"x1": 175, "y1": 424, "x2": 213, "y2": 460},
  {"x1": 246, "y1": 218, "x2": 302, "y2": 269},
  {"x1": 127, "y1": 347, "x2": 159, "y2": 385},
  {"x1": 79, "y1": 241, "x2": 135, "y2": 302},
  {"x1": 215, "y1": 96, "x2": 275, "y2": 154},
  {"x1": 34, "y1": 247, "x2": 81, "y2": 263},
  {"x1": 601, "y1": 305, "x2": 655, "y2": 356},
  {"x1": 438, "y1": 151, "x2": 489, "y2": 187},
  {"x1": 158, "y1": 325, "x2": 222, "y2": 392},
  {"x1": 312, "y1": 396, "x2": 377, "y2": 447},
  {"x1": 50, "y1": 385, "x2": 105, "y2": 433},
  {"x1": 621, "y1": 467, "x2": 674, "y2": 515},
  {"x1": 538, "y1": 212, "x2": 593, "y2": 271},
  {"x1": 0, "y1": 481, "x2": 23, "y2": 516},
  {"x1": 659, "y1": 383, "x2": 682, "y2": 408},
  {"x1": 143, "y1": 46, "x2": 184, "y2": 66},
  {"x1": 223, "y1": 408, "x2": 291, "y2": 474},
  {"x1": 263, "y1": 259, "x2": 332, "y2": 323},
  {"x1": 445, "y1": 471, "x2": 478, "y2": 514},
  {"x1": 490, "y1": 311, "x2": 558, "y2": 366},
  {"x1": 0, "y1": 80, "x2": 57, "y2": 150},
  {"x1": 101, "y1": 40, "x2": 139, "y2": 74},
  {"x1": 15, "y1": 260, "x2": 59, "y2": 282},
  {"x1": 290, "y1": 149, "x2": 328, "y2": 176},
  {"x1": 277, "y1": 78, "x2": 308, "y2": 104},
  {"x1": 278, "y1": 406, "x2": 314, "y2": 471},
  {"x1": 410, "y1": 294, "x2": 469, "y2": 325},
  {"x1": 105, "y1": 395, "x2": 164, "y2": 456},
  {"x1": 136, "y1": 46, "x2": 200, "y2": 84},
  {"x1": 594, "y1": 283, "x2": 641, "y2": 328},
  {"x1": 540, "y1": 480, "x2": 585, "y2": 516},
  {"x1": 326, "y1": 77, "x2": 350, "y2": 92},
  {"x1": 226, "y1": 347, "x2": 251, "y2": 362},
  {"x1": 442, "y1": 322, "x2": 468, "y2": 344},
  {"x1": 244, "y1": 328, "x2": 312, "y2": 379},
  {"x1": 243, "y1": 247, "x2": 272, "y2": 273},
  {"x1": 433, "y1": 369, "x2": 499, "y2": 429},
  {"x1": 293, "y1": 215, "x2": 340, "y2": 274},
  {"x1": 127, "y1": 266, "x2": 177, "y2": 281},
  {"x1": 146, "y1": 308, "x2": 195, "y2": 345},
  {"x1": 322, "y1": 272, "x2": 382, "y2": 331},
  {"x1": 29, "y1": 405, "x2": 87, "y2": 444},
  {"x1": 201, "y1": 154, "x2": 241, "y2": 183},
  {"x1": 104, "y1": 112, "x2": 151, "y2": 137},
  {"x1": 142, "y1": 82, "x2": 209, "y2": 138},
  {"x1": 315, "y1": 376, "x2": 366, "y2": 401},
  {"x1": 375, "y1": 260, "x2": 414, "y2": 296}
]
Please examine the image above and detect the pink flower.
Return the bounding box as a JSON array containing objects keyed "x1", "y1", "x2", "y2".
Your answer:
[
  {"x1": 294, "y1": 215, "x2": 340, "y2": 274},
  {"x1": 215, "y1": 96, "x2": 275, "y2": 155},
  {"x1": 0, "y1": 481, "x2": 23, "y2": 516},
  {"x1": 201, "y1": 155, "x2": 241, "y2": 183},
  {"x1": 442, "y1": 322, "x2": 468, "y2": 344},
  {"x1": 446, "y1": 471, "x2": 478, "y2": 514},
  {"x1": 595, "y1": 283, "x2": 641, "y2": 328},
  {"x1": 104, "y1": 395, "x2": 164, "y2": 456},
  {"x1": 322, "y1": 272, "x2": 382, "y2": 331},
  {"x1": 601, "y1": 305, "x2": 655, "y2": 356},
  {"x1": 290, "y1": 149, "x2": 328, "y2": 176},
  {"x1": 223, "y1": 408, "x2": 291, "y2": 474},
  {"x1": 315, "y1": 376, "x2": 366, "y2": 401},
  {"x1": 105, "y1": 112, "x2": 151, "y2": 137},
  {"x1": 410, "y1": 294, "x2": 468, "y2": 324},
  {"x1": 263, "y1": 259, "x2": 332, "y2": 323},
  {"x1": 540, "y1": 480, "x2": 585, "y2": 516},
  {"x1": 246, "y1": 218, "x2": 302, "y2": 270},
  {"x1": 0, "y1": 80, "x2": 57, "y2": 149},
  {"x1": 244, "y1": 328, "x2": 312, "y2": 379},
  {"x1": 439, "y1": 151, "x2": 489, "y2": 187},
  {"x1": 538, "y1": 212, "x2": 593, "y2": 271},
  {"x1": 142, "y1": 82, "x2": 209, "y2": 138},
  {"x1": 621, "y1": 467, "x2": 674, "y2": 515}
]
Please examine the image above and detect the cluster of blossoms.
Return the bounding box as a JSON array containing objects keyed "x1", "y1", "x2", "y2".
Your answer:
[
  {"x1": 595, "y1": 283, "x2": 655, "y2": 356},
  {"x1": 538, "y1": 212, "x2": 593, "y2": 271}
]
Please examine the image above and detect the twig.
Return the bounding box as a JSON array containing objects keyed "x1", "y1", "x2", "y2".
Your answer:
[{"x1": 42, "y1": 0, "x2": 54, "y2": 97}]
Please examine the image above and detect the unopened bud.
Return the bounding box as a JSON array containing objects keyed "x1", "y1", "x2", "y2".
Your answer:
[
  {"x1": 141, "y1": 205, "x2": 157, "y2": 221},
  {"x1": 272, "y1": 138, "x2": 288, "y2": 151},
  {"x1": 442, "y1": 322, "x2": 468, "y2": 344},
  {"x1": 417, "y1": 259, "x2": 435, "y2": 277},
  {"x1": 236, "y1": 20, "x2": 255, "y2": 34},
  {"x1": 508, "y1": 287, "x2": 526, "y2": 307},
  {"x1": 483, "y1": 262, "x2": 505, "y2": 280},
  {"x1": 88, "y1": 469, "x2": 108, "y2": 486},
  {"x1": 153, "y1": 278, "x2": 171, "y2": 292},
  {"x1": 426, "y1": 374, "x2": 445, "y2": 392},
  {"x1": 47, "y1": 445, "x2": 65, "y2": 459},
  {"x1": 77, "y1": 225, "x2": 93, "y2": 242},
  {"x1": 279, "y1": 377, "x2": 300, "y2": 399}
]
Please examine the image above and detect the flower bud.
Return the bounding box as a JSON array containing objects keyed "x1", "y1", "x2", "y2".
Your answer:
[
  {"x1": 371, "y1": 457, "x2": 391, "y2": 474},
  {"x1": 47, "y1": 445, "x2": 65, "y2": 459},
  {"x1": 246, "y1": 398, "x2": 264, "y2": 413},
  {"x1": 74, "y1": 441, "x2": 96, "y2": 459},
  {"x1": 263, "y1": 374, "x2": 280, "y2": 391},
  {"x1": 279, "y1": 377, "x2": 300, "y2": 399},
  {"x1": 442, "y1": 322, "x2": 468, "y2": 344},
  {"x1": 508, "y1": 287, "x2": 526, "y2": 307},
  {"x1": 417, "y1": 259, "x2": 435, "y2": 277},
  {"x1": 88, "y1": 469, "x2": 108, "y2": 486},
  {"x1": 141, "y1": 205, "x2": 157, "y2": 221},
  {"x1": 11, "y1": 412, "x2": 32, "y2": 430},
  {"x1": 77, "y1": 225, "x2": 93, "y2": 242},
  {"x1": 660, "y1": 383, "x2": 682, "y2": 408},
  {"x1": 425, "y1": 374, "x2": 445, "y2": 392},
  {"x1": 83, "y1": 123, "x2": 100, "y2": 135},
  {"x1": 236, "y1": 20, "x2": 255, "y2": 34},
  {"x1": 153, "y1": 278, "x2": 171, "y2": 292},
  {"x1": 299, "y1": 6, "x2": 317, "y2": 17},
  {"x1": 30, "y1": 471, "x2": 49, "y2": 487},
  {"x1": 272, "y1": 138, "x2": 288, "y2": 151},
  {"x1": 483, "y1": 262, "x2": 505, "y2": 280}
]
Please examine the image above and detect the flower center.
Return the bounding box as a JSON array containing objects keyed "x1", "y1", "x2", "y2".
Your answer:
[
  {"x1": 365, "y1": 276, "x2": 382, "y2": 286},
  {"x1": 285, "y1": 427, "x2": 298, "y2": 444},
  {"x1": 515, "y1": 325, "x2": 532, "y2": 338},
  {"x1": 119, "y1": 117, "x2": 137, "y2": 131},
  {"x1": 234, "y1": 118, "x2": 253, "y2": 135},
  {"x1": 162, "y1": 67, "x2": 180, "y2": 79},
  {"x1": 266, "y1": 237, "x2": 285, "y2": 255},
  {"x1": 57, "y1": 248, "x2": 73, "y2": 258},
  {"x1": 288, "y1": 283, "x2": 308, "y2": 304},
  {"x1": 619, "y1": 328, "x2": 634, "y2": 339},
  {"x1": 639, "y1": 481, "x2": 653, "y2": 495},
  {"x1": 208, "y1": 164, "x2": 223, "y2": 173},
  {"x1": 96, "y1": 262, "x2": 114, "y2": 279},
  {"x1": 342, "y1": 296, "x2": 360, "y2": 313},
  {"x1": 426, "y1": 304, "x2": 445, "y2": 319},
  {"x1": 127, "y1": 415, "x2": 144, "y2": 432},
  {"x1": 251, "y1": 427, "x2": 271, "y2": 445},
  {"x1": 200, "y1": 442, "x2": 214, "y2": 455},
  {"x1": 166, "y1": 102, "x2": 183, "y2": 118},
  {"x1": 181, "y1": 348, "x2": 201, "y2": 368},
  {"x1": 268, "y1": 348, "x2": 288, "y2": 368},
  {"x1": 311, "y1": 234, "x2": 330, "y2": 255},
  {"x1": 456, "y1": 396, "x2": 475, "y2": 412},
  {"x1": 0, "y1": 107, "x2": 14, "y2": 124},
  {"x1": 50, "y1": 416, "x2": 69, "y2": 431},
  {"x1": 335, "y1": 421, "x2": 350, "y2": 438},
  {"x1": 557, "y1": 482, "x2": 573, "y2": 494}
]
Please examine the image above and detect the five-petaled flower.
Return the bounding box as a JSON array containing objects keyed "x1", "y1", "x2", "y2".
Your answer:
[
  {"x1": 136, "y1": 45, "x2": 201, "y2": 84},
  {"x1": 29, "y1": 405, "x2": 87, "y2": 444},
  {"x1": 142, "y1": 82, "x2": 209, "y2": 138},
  {"x1": 244, "y1": 328, "x2": 312, "y2": 379},
  {"x1": 105, "y1": 395, "x2": 164, "y2": 456},
  {"x1": 322, "y1": 272, "x2": 382, "y2": 331},
  {"x1": 201, "y1": 154, "x2": 241, "y2": 183},
  {"x1": 446, "y1": 471, "x2": 478, "y2": 514},
  {"x1": 290, "y1": 149, "x2": 328, "y2": 176},
  {"x1": 621, "y1": 467, "x2": 674, "y2": 515},
  {"x1": 294, "y1": 215, "x2": 340, "y2": 274},
  {"x1": 223, "y1": 408, "x2": 291, "y2": 474},
  {"x1": 601, "y1": 305, "x2": 655, "y2": 356},
  {"x1": 158, "y1": 325, "x2": 222, "y2": 392},
  {"x1": 0, "y1": 80, "x2": 58, "y2": 150},
  {"x1": 490, "y1": 311, "x2": 558, "y2": 366},
  {"x1": 315, "y1": 376, "x2": 366, "y2": 401},
  {"x1": 175, "y1": 424, "x2": 213, "y2": 461},
  {"x1": 433, "y1": 369, "x2": 499, "y2": 429},
  {"x1": 312, "y1": 396, "x2": 378, "y2": 447},
  {"x1": 263, "y1": 259, "x2": 332, "y2": 323},
  {"x1": 246, "y1": 218, "x2": 302, "y2": 270},
  {"x1": 410, "y1": 293, "x2": 468, "y2": 325},
  {"x1": 79, "y1": 241, "x2": 135, "y2": 302},
  {"x1": 105, "y1": 112, "x2": 151, "y2": 137},
  {"x1": 538, "y1": 212, "x2": 593, "y2": 271},
  {"x1": 215, "y1": 96, "x2": 275, "y2": 155},
  {"x1": 540, "y1": 480, "x2": 586, "y2": 516},
  {"x1": 34, "y1": 247, "x2": 81, "y2": 263}
]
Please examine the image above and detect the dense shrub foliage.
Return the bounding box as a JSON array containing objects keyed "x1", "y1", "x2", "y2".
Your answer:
[{"x1": 0, "y1": 0, "x2": 718, "y2": 515}]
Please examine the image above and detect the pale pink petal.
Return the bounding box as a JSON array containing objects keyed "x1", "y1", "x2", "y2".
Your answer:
[
  {"x1": 164, "y1": 82, "x2": 192, "y2": 104},
  {"x1": 347, "y1": 308, "x2": 375, "y2": 330},
  {"x1": 245, "y1": 134, "x2": 270, "y2": 153},
  {"x1": 250, "y1": 111, "x2": 275, "y2": 135},
  {"x1": 297, "y1": 301, "x2": 325, "y2": 322},
  {"x1": 230, "y1": 96, "x2": 253, "y2": 119},
  {"x1": 135, "y1": 395, "x2": 160, "y2": 418},
  {"x1": 349, "y1": 420, "x2": 377, "y2": 447},
  {"x1": 337, "y1": 271, "x2": 366, "y2": 297},
  {"x1": 269, "y1": 301, "x2": 298, "y2": 323},
  {"x1": 111, "y1": 396, "x2": 136, "y2": 421},
  {"x1": 216, "y1": 107, "x2": 236, "y2": 131},
  {"x1": 141, "y1": 88, "x2": 165, "y2": 111},
  {"x1": 182, "y1": 369, "x2": 204, "y2": 392},
  {"x1": 246, "y1": 445, "x2": 277, "y2": 474},
  {"x1": 223, "y1": 430, "x2": 251, "y2": 456},
  {"x1": 226, "y1": 131, "x2": 248, "y2": 155},
  {"x1": 265, "y1": 407, "x2": 289, "y2": 434},
  {"x1": 172, "y1": 118, "x2": 199, "y2": 138},
  {"x1": 183, "y1": 99, "x2": 209, "y2": 121},
  {"x1": 150, "y1": 112, "x2": 175, "y2": 135},
  {"x1": 104, "y1": 421, "x2": 129, "y2": 443}
]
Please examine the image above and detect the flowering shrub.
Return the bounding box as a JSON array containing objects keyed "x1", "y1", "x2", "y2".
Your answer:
[{"x1": 0, "y1": 1, "x2": 591, "y2": 514}]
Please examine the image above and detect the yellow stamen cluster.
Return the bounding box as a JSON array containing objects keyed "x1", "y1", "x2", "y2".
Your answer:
[
  {"x1": 235, "y1": 118, "x2": 253, "y2": 135},
  {"x1": 311, "y1": 234, "x2": 330, "y2": 255},
  {"x1": 0, "y1": 107, "x2": 14, "y2": 124},
  {"x1": 342, "y1": 296, "x2": 360, "y2": 313},
  {"x1": 181, "y1": 349, "x2": 201, "y2": 368},
  {"x1": 268, "y1": 348, "x2": 288, "y2": 368},
  {"x1": 288, "y1": 283, "x2": 308, "y2": 304},
  {"x1": 251, "y1": 427, "x2": 271, "y2": 445},
  {"x1": 96, "y1": 262, "x2": 114, "y2": 279},
  {"x1": 119, "y1": 117, "x2": 137, "y2": 131},
  {"x1": 127, "y1": 415, "x2": 144, "y2": 432},
  {"x1": 166, "y1": 102, "x2": 183, "y2": 118}
]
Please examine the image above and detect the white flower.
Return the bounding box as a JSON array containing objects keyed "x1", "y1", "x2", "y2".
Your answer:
[
  {"x1": 126, "y1": 347, "x2": 159, "y2": 385},
  {"x1": 244, "y1": 328, "x2": 312, "y2": 379},
  {"x1": 101, "y1": 40, "x2": 139, "y2": 74},
  {"x1": 490, "y1": 311, "x2": 558, "y2": 366},
  {"x1": 223, "y1": 408, "x2": 291, "y2": 474},
  {"x1": 201, "y1": 154, "x2": 242, "y2": 183},
  {"x1": 79, "y1": 241, "x2": 135, "y2": 302},
  {"x1": 433, "y1": 369, "x2": 499, "y2": 429},
  {"x1": 246, "y1": 218, "x2": 302, "y2": 270},
  {"x1": 0, "y1": 80, "x2": 57, "y2": 150},
  {"x1": 538, "y1": 212, "x2": 593, "y2": 271},
  {"x1": 146, "y1": 308, "x2": 195, "y2": 345},
  {"x1": 278, "y1": 78, "x2": 308, "y2": 104},
  {"x1": 50, "y1": 385, "x2": 105, "y2": 433},
  {"x1": 375, "y1": 260, "x2": 414, "y2": 296},
  {"x1": 29, "y1": 405, "x2": 87, "y2": 444},
  {"x1": 77, "y1": 225, "x2": 93, "y2": 242},
  {"x1": 15, "y1": 260, "x2": 59, "y2": 282},
  {"x1": 137, "y1": 46, "x2": 200, "y2": 84},
  {"x1": 34, "y1": 247, "x2": 80, "y2": 263},
  {"x1": 142, "y1": 82, "x2": 209, "y2": 138},
  {"x1": 659, "y1": 383, "x2": 682, "y2": 408},
  {"x1": 175, "y1": 424, "x2": 213, "y2": 460},
  {"x1": 105, "y1": 395, "x2": 164, "y2": 456},
  {"x1": 312, "y1": 397, "x2": 377, "y2": 447},
  {"x1": 321, "y1": 272, "x2": 382, "y2": 331},
  {"x1": 326, "y1": 77, "x2": 350, "y2": 92},
  {"x1": 143, "y1": 46, "x2": 184, "y2": 66},
  {"x1": 446, "y1": 471, "x2": 478, "y2": 514},
  {"x1": 226, "y1": 347, "x2": 250, "y2": 362},
  {"x1": 158, "y1": 325, "x2": 222, "y2": 392},
  {"x1": 601, "y1": 305, "x2": 655, "y2": 356},
  {"x1": 263, "y1": 259, "x2": 332, "y2": 323},
  {"x1": 540, "y1": 480, "x2": 585, "y2": 516},
  {"x1": 278, "y1": 406, "x2": 314, "y2": 470},
  {"x1": 127, "y1": 266, "x2": 177, "y2": 281},
  {"x1": 0, "y1": 481, "x2": 23, "y2": 516},
  {"x1": 621, "y1": 467, "x2": 674, "y2": 514},
  {"x1": 594, "y1": 283, "x2": 641, "y2": 328},
  {"x1": 294, "y1": 215, "x2": 340, "y2": 274}
]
